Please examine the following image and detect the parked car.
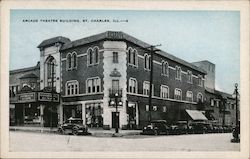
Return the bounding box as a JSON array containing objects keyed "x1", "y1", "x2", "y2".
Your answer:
[
  {"x1": 203, "y1": 123, "x2": 214, "y2": 133},
  {"x1": 142, "y1": 120, "x2": 170, "y2": 135},
  {"x1": 175, "y1": 121, "x2": 189, "y2": 134},
  {"x1": 58, "y1": 117, "x2": 88, "y2": 135},
  {"x1": 212, "y1": 124, "x2": 220, "y2": 133},
  {"x1": 190, "y1": 122, "x2": 207, "y2": 134}
]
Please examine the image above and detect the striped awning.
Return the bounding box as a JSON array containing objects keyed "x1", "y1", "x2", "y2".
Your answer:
[{"x1": 186, "y1": 109, "x2": 208, "y2": 121}]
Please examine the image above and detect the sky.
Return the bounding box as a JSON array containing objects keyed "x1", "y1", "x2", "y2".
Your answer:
[{"x1": 10, "y1": 10, "x2": 240, "y2": 94}]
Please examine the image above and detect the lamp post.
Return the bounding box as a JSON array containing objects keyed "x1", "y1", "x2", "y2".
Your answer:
[
  {"x1": 232, "y1": 83, "x2": 240, "y2": 142},
  {"x1": 111, "y1": 93, "x2": 123, "y2": 134}
]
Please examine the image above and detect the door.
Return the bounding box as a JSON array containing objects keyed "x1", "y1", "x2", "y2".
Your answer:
[{"x1": 112, "y1": 112, "x2": 119, "y2": 128}]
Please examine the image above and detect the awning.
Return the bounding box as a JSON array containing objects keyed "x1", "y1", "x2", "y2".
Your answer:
[{"x1": 185, "y1": 109, "x2": 208, "y2": 121}]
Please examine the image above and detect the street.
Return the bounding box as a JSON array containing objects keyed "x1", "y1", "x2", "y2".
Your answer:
[{"x1": 10, "y1": 131, "x2": 240, "y2": 151}]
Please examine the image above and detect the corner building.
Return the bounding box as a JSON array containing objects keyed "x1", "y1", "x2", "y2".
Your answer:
[{"x1": 57, "y1": 31, "x2": 206, "y2": 129}]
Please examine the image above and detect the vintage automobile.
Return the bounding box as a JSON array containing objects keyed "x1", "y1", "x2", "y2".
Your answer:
[
  {"x1": 169, "y1": 121, "x2": 189, "y2": 135},
  {"x1": 189, "y1": 122, "x2": 207, "y2": 134},
  {"x1": 142, "y1": 120, "x2": 171, "y2": 135},
  {"x1": 58, "y1": 117, "x2": 88, "y2": 135}
]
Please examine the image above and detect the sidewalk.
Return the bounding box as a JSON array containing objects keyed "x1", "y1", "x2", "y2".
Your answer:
[{"x1": 9, "y1": 126, "x2": 141, "y2": 137}]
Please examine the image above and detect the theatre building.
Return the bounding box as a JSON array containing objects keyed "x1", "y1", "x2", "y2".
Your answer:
[
  {"x1": 59, "y1": 31, "x2": 207, "y2": 129},
  {"x1": 12, "y1": 31, "x2": 240, "y2": 129}
]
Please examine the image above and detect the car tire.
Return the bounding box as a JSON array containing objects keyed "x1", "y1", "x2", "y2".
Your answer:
[{"x1": 72, "y1": 126, "x2": 79, "y2": 136}]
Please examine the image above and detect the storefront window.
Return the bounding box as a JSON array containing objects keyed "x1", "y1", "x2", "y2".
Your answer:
[{"x1": 85, "y1": 103, "x2": 103, "y2": 127}]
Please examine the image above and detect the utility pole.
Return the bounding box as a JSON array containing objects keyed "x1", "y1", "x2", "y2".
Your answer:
[
  {"x1": 50, "y1": 62, "x2": 55, "y2": 130},
  {"x1": 147, "y1": 45, "x2": 161, "y2": 123}
]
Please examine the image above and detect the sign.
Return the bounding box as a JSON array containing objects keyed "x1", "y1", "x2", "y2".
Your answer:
[
  {"x1": 17, "y1": 92, "x2": 36, "y2": 103},
  {"x1": 38, "y1": 92, "x2": 59, "y2": 102}
]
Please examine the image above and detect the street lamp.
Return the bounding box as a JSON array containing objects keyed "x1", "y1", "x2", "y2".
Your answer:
[
  {"x1": 110, "y1": 92, "x2": 123, "y2": 134},
  {"x1": 232, "y1": 83, "x2": 240, "y2": 142}
]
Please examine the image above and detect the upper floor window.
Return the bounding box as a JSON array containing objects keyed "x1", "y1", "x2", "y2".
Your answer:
[
  {"x1": 210, "y1": 99, "x2": 214, "y2": 106},
  {"x1": 174, "y1": 88, "x2": 182, "y2": 100},
  {"x1": 143, "y1": 81, "x2": 154, "y2": 96},
  {"x1": 72, "y1": 52, "x2": 77, "y2": 69},
  {"x1": 197, "y1": 93, "x2": 203, "y2": 102},
  {"x1": 161, "y1": 61, "x2": 169, "y2": 76},
  {"x1": 187, "y1": 70, "x2": 192, "y2": 83},
  {"x1": 9, "y1": 85, "x2": 19, "y2": 97},
  {"x1": 66, "y1": 80, "x2": 79, "y2": 95},
  {"x1": 128, "y1": 78, "x2": 137, "y2": 94},
  {"x1": 198, "y1": 75, "x2": 203, "y2": 86},
  {"x1": 160, "y1": 85, "x2": 169, "y2": 98},
  {"x1": 87, "y1": 47, "x2": 99, "y2": 66},
  {"x1": 176, "y1": 66, "x2": 181, "y2": 80},
  {"x1": 144, "y1": 54, "x2": 151, "y2": 70},
  {"x1": 113, "y1": 52, "x2": 118, "y2": 63},
  {"x1": 66, "y1": 53, "x2": 72, "y2": 70},
  {"x1": 87, "y1": 77, "x2": 101, "y2": 93},
  {"x1": 128, "y1": 48, "x2": 138, "y2": 66},
  {"x1": 186, "y1": 91, "x2": 193, "y2": 102}
]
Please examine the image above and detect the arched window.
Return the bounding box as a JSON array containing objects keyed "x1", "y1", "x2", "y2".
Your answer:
[
  {"x1": 72, "y1": 52, "x2": 77, "y2": 68},
  {"x1": 176, "y1": 66, "x2": 181, "y2": 80},
  {"x1": 187, "y1": 70, "x2": 192, "y2": 83},
  {"x1": 66, "y1": 80, "x2": 79, "y2": 95},
  {"x1": 148, "y1": 56, "x2": 151, "y2": 70},
  {"x1": 174, "y1": 88, "x2": 182, "y2": 100},
  {"x1": 160, "y1": 85, "x2": 169, "y2": 98},
  {"x1": 128, "y1": 48, "x2": 132, "y2": 64},
  {"x1": 133, "y1": 50, "x2": 137, "y2": 65},
  {"x1": 165, "y1": 62, "x2": 169, "y2": 76},
  {"x1": 161, "y1": 61, "x2": 165, "y2": 74},
  {"x1": 94, "y1": 47, "x2": 99, "y2": 64},
  {"x1": 87, "y1": 48, "x2": 93, "y2": 65},
  {"x1": 46, "y1": 56, "x2": 56, "y2": 88},
  {"x1": 144, "y1": 54, "x2": 148, "y2": 69},
  {"x1": 197, "y1": 93, "x2": 203, "y2": 102},
  {"x1": 186, "y1": 91, "x2": 193, "y2": 102},
  {"x1": 66, "y1": 53, "x2": 72, "y2": 70}
]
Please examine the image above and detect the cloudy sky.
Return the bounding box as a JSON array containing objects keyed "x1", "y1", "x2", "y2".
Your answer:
[{"x1": 10, "y1": 10, "x2": 240, "y2": 93}]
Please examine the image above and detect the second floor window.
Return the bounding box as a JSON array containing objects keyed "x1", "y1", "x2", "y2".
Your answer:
[
  {"x1": 161, "y1": 61, "x2": 169, "y2": 76},
  {"x1": 160, "y1": 85, "x2": 169, "y2": 98},
  {"x1": 87, "y1": 78, "x2": 101, "y2": 93},
  {"x1": 113, "y1": 52, "x2": 118, "y2": 63},
  {"x1": 174, "y1": 88, "x2": 182, "y2": 100},
  {"x1": 128, "y1": 48, "x2": 138, "y2": 66},
  {"x1": 186, "y1": 91, "x2": 193, "y2": 102},
  {"x1": 197, "y1": 93, "x2": 203, "y2": 102},
  {"x1": 128, "y1": 78, "x2": 137, "y2": 94},
  {"x1": 198, "y1": 75, "x2": 203, "y2": 86},
  {"x1": 66, "y1": 52, "x2": 77, "y2": 70},
  {"x1": 187, "y1": 70, "x2": 192, "y2": 83},
  {"x1": 87, "y1": 47, "x2": 99, "y2": 66},
  {"x1": 66, "y1": 81, "x2": 79, "y2": 95},
  {"x1": 144, "y1": 54, "x2": 151, "y2": 70},
  {"x1": 143, "y1": 81, "x2": 153, "y2": 96}
]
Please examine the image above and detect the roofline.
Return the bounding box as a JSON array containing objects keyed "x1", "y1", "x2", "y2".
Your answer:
[
  {"x1": 10, "y1": 65, "x2": 40, "y2": 74},
  {"x1": 60, "y1": 31, "x2": 206, "y2": 74}
]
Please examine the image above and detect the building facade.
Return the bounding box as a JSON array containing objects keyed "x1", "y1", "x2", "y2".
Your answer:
[{"x1": 9, "y1": 31, "x2": 237, "y2": 129}]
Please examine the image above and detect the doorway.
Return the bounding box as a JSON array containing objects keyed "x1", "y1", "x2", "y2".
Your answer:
[{"x1": 112, "y1": 112, "x2": 119, "y2": 128}]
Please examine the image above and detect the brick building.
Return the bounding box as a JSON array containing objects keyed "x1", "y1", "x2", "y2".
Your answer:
[{"x1": 9, "y1": 31, "x2": 237, "y2": 129}]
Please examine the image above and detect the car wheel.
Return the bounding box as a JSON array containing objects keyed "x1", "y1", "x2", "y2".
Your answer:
[
  {"x1": 72, "y1": 126, "x2": 79, "y2": 136},
  {"x1": 154, "y1": 130, "x2": 158, "y2": 135},
  {"x1": 58, "y1": 128, "x2": 64, "y2": 135}
]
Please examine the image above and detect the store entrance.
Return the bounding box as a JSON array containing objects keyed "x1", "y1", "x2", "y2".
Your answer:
[
  {"x1": 85, "y1": 103, "x2": 103, "y2": 128},
  {"x1": 43, "y1": 106, "x2": 58, "y2": 127},
  {"x1": 112, "y1": 112, "x2": 120, "y2": 128},
  {"x1": 127, "y1": 103, "x2": 137, "y2": 129}
]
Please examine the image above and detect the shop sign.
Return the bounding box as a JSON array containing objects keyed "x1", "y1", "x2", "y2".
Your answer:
[
  {"x1": 38, "y1": 92, "x2": 59, "y2": 102},
  {"x1": 17, "y1": 92, "x2": 36, "y2": 103}
]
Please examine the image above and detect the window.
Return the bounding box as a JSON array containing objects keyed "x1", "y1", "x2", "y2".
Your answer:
[
  {"x1": 144, "y1": 54, "x2": 150, "y2": 70},
  {"x1": 176, "y1": 66, "x2": 181, "y2": 80},
  {"x1": 174, "y1": 88, "x2": 182, "y2": 100},
  {"x1": 66, "y1": 53, "x2": 72, "y2": 70},
  {"x1": 10, "y1": 85, "x2": 19, "y2": 97},
  {"x1": 161, "y1": 61, "x2": 169, "y2": 76},
  {"x1": 128, "y1": 48, "x2": 138, "y2": 66},
  {"x1": 88, "y1": 48, "x2": 93, "y2": 65},
  {"x1": 216, "y1": 100, "x2": 219, "y2": 107},
  {"x1": 146, "y1": 105, "x2": 149, "y2": 111},
  {"x1": 128, "y1": 78, "x2": 137, "y2": 93},
  {"x1": 66, "y1": 81, "x2": 79, "y2": 95},
  {"x1": 186, "y1": 91, "x2": 193, "y2": 102},
  {"x1": 87, "y1": 78, "x2": 101, "y2": 93},
  {"x1": 72, "y1": 52, "x2": 77, "y2": 69},
  {"x1": 198, "y1": 75, "x2": 203, "y2": 86},
  {"x1": 187, "y1": 70, "x2": 192, "y2": 83},
  {"x1": 112, "y1": 80, "x2": 119, "y2": 91},
  {"x1": 94, "y1": 47, "x2": 99, "y2": 64},
  {"x1": 211, "y1": 99, "x2": 214, "y2": 106},
  {"x1": 231, "y1": 104, "x2": 235, "y2": 110},
  {"x1": 160, "y1": 85, "x2": 169, "y2": 98},
  {"x1": 143, "y1": 81, "x2": 153, "y2": 96},
  {"x1": 113, "y1": 52, "x2": 118, "y2": 63},
  {"x1": 153, "y1": 106, "x2": 157, "y2": 111},
  {"x1": 163, "y1": 106, "x2": 167, "y2": 112},
  {"x1": 197, "y1": 93, "x2": 203, "y2": 102}
]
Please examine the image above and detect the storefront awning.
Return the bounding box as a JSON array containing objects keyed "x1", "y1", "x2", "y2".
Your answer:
[{"x1": 185, "y1": 109, "x2": 208, "y2": 121}]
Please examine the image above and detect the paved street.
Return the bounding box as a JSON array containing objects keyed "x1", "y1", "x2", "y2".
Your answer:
[{"x1": 10, "y1": 131, "x2": 240, "y2": 151}]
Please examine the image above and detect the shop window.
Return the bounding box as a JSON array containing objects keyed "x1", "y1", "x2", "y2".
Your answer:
[
  {"x1": 87, "y1": 77, "x2": 101, "y2": 93},
  {"x1": 186, "y1": 91, "x2": 193, "y2": 102},
  {"x1": 66, "y1": 80, "x2": 79, "y2": 95},
  {"x1": 160, "y1": 85, "x2": 169, "y2": 98},
  {"x1": 146, "y1": 105, "x2": 149, "y2": 111},
  {"x1": 128, "y1": 78, "x2": 137, "y2": 94},
  {"x1": 85, "y1": 103, "x2": 103, "y2": 128},
  {"x1": 174, "y1": 88, "x2": 182, "y2": 100}
]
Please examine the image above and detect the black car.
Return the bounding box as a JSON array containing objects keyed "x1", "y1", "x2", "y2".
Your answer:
[
  {"x1": 58, "y1": 117, "x2": 88, "y2": 135},
  {"x1": 190, "y1": 122, "x2": 207, "y2": 134},
  {"x1": 142, "y1": 120, "x2": 170, "y2": 135},
  {"x1": 170, "y1": 121, "x2": 189, "y2": 135},
  {"x1": 203, "y1": 123, "x2": 214, "y2": 133}
]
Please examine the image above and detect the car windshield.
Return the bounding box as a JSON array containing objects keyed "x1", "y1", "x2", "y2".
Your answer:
[{"x1": 71, "y1": 120, "x2": 83, "y2": 124}]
